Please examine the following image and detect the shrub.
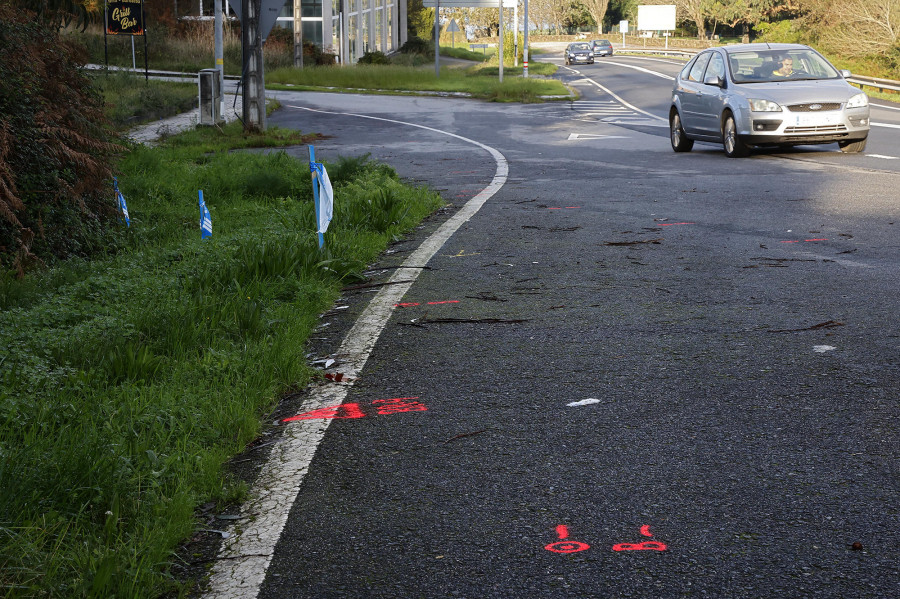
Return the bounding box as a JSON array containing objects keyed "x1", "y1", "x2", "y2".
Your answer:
[
  {"x1": 358, "y1": 50, "x2": 390, "y2": 65},
  {"x1": 399, "y1": 35, "x2": 434, "y2": 57},
  {"x1": 0, "y1": 4, "x2": 123, "y2": 274}
]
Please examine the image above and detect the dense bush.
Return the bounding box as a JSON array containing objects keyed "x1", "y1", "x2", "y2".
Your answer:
[
  {"x1": 0, "y1": 4, "x2": 123, "y2": 275},
  {"x1": 358, "y1": 50, "x2": 390, "y2": 65},
  {"x1": 399, "y1": 35, "x2": 434, "y2": 58}
]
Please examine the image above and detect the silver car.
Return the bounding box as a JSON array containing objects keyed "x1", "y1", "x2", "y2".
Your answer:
[{"x1": 670, "y1": 43, "x2": 870, "y2": 157}]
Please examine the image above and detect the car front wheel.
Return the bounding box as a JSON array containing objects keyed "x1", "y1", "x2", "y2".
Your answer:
[
  {"x1": 670, "y1": 111, "x2": 694, "y2": 152},
  {"x1": 838, "y1": 137, "x2": 867, "y2": 153},
  {"x1": 723, "y1": 113, "x2": 750, "y2": 158}
]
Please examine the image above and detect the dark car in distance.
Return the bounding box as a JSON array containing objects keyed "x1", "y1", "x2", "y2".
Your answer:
[
  {"x1": 591, "y1": 39, "x2": 613, "y2": 57},
  {"x1": 565, "y1": 42, "x2": 594, "y2": 65}
]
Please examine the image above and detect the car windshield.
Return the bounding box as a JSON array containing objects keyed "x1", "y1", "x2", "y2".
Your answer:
[
  {"x1": 728, "y1": 49, "x2": 841, "y2": 83},
  {"x1": 571, "y1": 43, "x2": 591, "y2": 51},
  {"x1": 594, "y1": 40, "x2": 610, "y2": 46}
]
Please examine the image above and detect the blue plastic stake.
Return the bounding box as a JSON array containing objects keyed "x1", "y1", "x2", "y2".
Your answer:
[{"x1": 309, "y1": 145, "x2": 324, "y2": 249}]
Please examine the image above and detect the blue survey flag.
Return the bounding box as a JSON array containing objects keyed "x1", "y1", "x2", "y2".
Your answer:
[
  {"x1": 113, "y1": 177, "x2": 130, "y2": 227},
  {"x1": 309, "y1": 162, "x2": 333, "y2": 234},
  {"x1": 199, "y1": 190, "x2": 212, "y2": 239}
]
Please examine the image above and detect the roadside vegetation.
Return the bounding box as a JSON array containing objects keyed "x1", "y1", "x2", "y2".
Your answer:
[
  {"x1": 1, "y1": 4, "x2": 445, "y2": 597},
  {"x1": 0, "y1": 114, "x2": 443, "y2": 599},
  {"x1": 266, "y1": 60, "x2": 564, "y2": 102}
]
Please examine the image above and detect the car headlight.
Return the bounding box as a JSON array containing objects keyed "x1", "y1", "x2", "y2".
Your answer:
[
  {"x1": 749, "y1": 99, "x2": 782, "y2": 112},
  {"x1": 846, "y1": 93, "x2": 868, "y2": 108}
]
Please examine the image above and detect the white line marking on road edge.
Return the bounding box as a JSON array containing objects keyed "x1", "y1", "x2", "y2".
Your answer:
[
  {"x1": 567, "y1": 133, "x2": 628, "y2": 140},
  {"x1": 562, "y1": 66, "x2": 667, "y2": 122},
  {"x1": 870, "y1": 122, "x2": 900, "y2": 129},
  {"x1": 202, "y1": 105, "x2": 508, "y2": 599},
  {"x1": 871, "y1": 103, "x2": 900, "y2": 112},
  {"x1": 813, "y1": 345, "x2": 837, "y2": 353},
  {"x1": 567, "y1": 398, "x2": 602, "y2": 407},
  {"x1": 866, "y1": 154, "x2": 899, "y2": 160},
  {"x1": 596, "y1": 59, "x2": 676, "y2": 80}
]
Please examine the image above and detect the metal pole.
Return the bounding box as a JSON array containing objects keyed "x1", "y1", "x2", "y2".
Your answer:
[
  {"x1": 215, "y1": 0, "x2": 224, "y2": 120},
  {"x1": 142, "y1": 0, "x2": 148, "y2": 81},
  {"x1": 523, "y1": 0, "x2": 528, "y2": 77},
  {"x1": 513, "y1": 0, "x2": 517, "y2": 67},
  {"x1": 241, "y1": 0, "x2": 266, "y2": 131},
  {"x1": 498, "y1": 0, "x2": 503, "y2": 82},
  {"x1": 294, "y1": 0, "x2": 304, "y2": 67},
  {"x1": 104, "y1": 0, "x2": 109, "y2": 70},
  {"x1": 434, "y1": 0, "x2": 440, "y2": 77}
]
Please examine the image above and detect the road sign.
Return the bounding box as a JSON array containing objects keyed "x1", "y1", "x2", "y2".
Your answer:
[
  {"x1": 447, "y1": 18, "x2": 461, "y2": 33},
  {"x1": 227, "y1": 0, "x2": 287, "y2": 41}
]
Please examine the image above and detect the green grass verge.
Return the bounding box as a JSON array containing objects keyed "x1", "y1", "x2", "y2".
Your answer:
[
  {"x1": 266, "y1": 61, "x2": 566, "y2": 102},
  {"x1": 0, "y1": 123, "x2": 443, "y2": 597},
  {"x1": 92, "y1": 71, "x2": 198, "y2": 130}
]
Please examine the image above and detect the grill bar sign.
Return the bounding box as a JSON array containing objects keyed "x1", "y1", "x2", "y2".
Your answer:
[{"x1": 106, "y1": 0, "x2": 145, "y2": 36}]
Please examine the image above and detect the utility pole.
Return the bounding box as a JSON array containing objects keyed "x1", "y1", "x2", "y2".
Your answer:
[
  {"x1": 241, "y1": 0, "x2": 266, "y2": 131},
  {"x1": 215, "y1": 0, "x2": 224, "y2": 120},
  {"x1": 523, "y1": 0, "x2": 528, "y2": 77},
  {"x1": 293, "y1": 0, "x2": 304, "y2": 67}
]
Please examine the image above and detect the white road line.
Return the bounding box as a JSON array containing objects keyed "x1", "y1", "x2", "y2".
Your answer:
[
  {"x1": 871, "y1": 103, "x2": 900, "y2": 112},
  {"x1": 870, "y1": 121, "x2": 900, "y2": 129},
  {"x1": 867, "y1": 154, "x2": 899, "y2": 159},
  {"x1": 202, "y1": 106, "x2": 508, "y2": 599},
  {"x1": 562, "y1": 66, "x2": 667, "y2": 122},
  {"x1": 593, "y1": 59, "x2": 676, "y2": 80}
]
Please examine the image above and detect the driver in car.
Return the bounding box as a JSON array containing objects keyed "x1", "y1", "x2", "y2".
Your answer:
[{"x1": 773, "y1": 56, "x2": 794, "y2": 77}]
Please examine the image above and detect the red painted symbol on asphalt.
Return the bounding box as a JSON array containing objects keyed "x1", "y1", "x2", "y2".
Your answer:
[
  {"x1": 545, "y1": 525, "x2": 591, "y2": 554},
  {"x1": 282, "y1": 403, "x2": 366, "y2": 422},
  {"x1": 372, "y1": 397, "x2": 427, "y2": 414},
  {"x1": 282, "y1": 397, "x2": 427, "y2": 422},
  {"x1": 612, "y1": 525, "x2": 667, "y2": 552},
  {"x1": 395, "y1": 300, "x2": 460, "y2": 307}
]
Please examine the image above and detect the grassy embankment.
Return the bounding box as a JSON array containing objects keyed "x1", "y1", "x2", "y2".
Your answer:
[
  {"x1": 267, "y1": 59, "x2": 566, "y2": 102},
  {"x1": 0, "y1": 116, "x2": 443, "y2": 595}
]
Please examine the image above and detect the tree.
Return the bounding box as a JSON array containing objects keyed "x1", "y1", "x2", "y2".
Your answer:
[
  {"x1": 20, "y1": 0, "x2": 101, "y2": 30},
  {"x1": 0, "y1": 3, "x2": 122, "y2": 272},
  {"x1": 805, "y1": 0, "x2": 900, "y2": 59},
  {"x1": 582, "y1": 0, "x2": 611, "y2": 33}
]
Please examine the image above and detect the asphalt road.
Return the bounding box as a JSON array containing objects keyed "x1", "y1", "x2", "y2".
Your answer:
[{"x1": 203, "y1": 56, "x2": 900, "y2": 598}]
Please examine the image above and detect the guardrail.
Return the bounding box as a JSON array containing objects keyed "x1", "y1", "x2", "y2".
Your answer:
[
  {"x1": 616, "y1": 47, "x2": 696, "y2": 59},
  {"x1": 846, "y1": 74, "x2": 900, "y2": 94}
]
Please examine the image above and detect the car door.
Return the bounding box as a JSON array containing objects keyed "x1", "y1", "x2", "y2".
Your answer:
[
  {"x1": 677, "y1": 52, "x2": 712, "y2": 134},
  {"x1": 695, "y1": 51, "x2": 728, "y2": 137}
]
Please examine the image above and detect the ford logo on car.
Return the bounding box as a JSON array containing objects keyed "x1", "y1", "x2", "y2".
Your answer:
[{"x1": 809, "y1": 104, "x2": 823, "y2": 110}]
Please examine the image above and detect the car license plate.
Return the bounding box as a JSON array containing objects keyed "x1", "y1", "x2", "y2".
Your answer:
[{"x1": 795, "y1": 113, "x2": 841, "y2": 127}]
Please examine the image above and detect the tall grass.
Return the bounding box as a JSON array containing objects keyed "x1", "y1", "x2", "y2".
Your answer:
[
  {"x1": 267, "y1": 61, "x2": 566, "y2": 101},
  {"x1": 70, "y1": 22, "x2": 293, "y2": 75},
  {"x1": 0, "y1": 124, "x2": 443, "y2": 597}
]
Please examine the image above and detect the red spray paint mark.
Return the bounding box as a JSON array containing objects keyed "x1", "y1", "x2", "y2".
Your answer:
[
  {"x1": 657, "y1": 222, "x2": 695, "y2": 226},
  {"x1": 395, "y1": 300, "x2": 460, "y2": 307},
  {"x1": 612, "y1": 525, "x2": 667, "y2": 552},
  {"x1": 282, "y1": 403, "x2": 366, "y2": 422},
  {"x1": 282, "y1": 398, "x2": 428, "y2": 422},
  {"x1": 545, "y1": 525, "x2": 591, "y2": 554},
  {"x1": 373, "y1": 397, "x2": 427, "y2": 414}
]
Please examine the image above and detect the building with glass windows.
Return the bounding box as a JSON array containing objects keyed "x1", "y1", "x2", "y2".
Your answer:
[
  {"x1": 276, "y1": 0, "x2": 407, "y2": 63},
  {"x1": 173, "y1": 1, "x2": 408, "y2": 64}
]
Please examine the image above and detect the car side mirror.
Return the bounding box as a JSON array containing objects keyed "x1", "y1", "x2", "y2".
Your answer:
[
  {"x1": 840, "y1": 69, "x2": 852, "y2": 78},
  {"x1": 703, "y1": 74, "x2": 725, "y2": 88}
]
